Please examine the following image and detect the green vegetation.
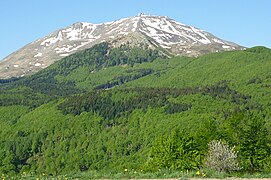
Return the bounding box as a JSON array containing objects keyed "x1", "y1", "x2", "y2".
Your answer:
[
  {"x1": 1, "y1": 44, "x2": 271, "y2": 178},
  {"x1": 145, "y1": 130, "x2": 201, "y2": 171}
]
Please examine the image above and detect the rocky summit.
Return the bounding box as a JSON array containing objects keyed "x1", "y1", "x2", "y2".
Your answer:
[{"x1": 0, "y1": 14, "x2": 243, "y2": 79}]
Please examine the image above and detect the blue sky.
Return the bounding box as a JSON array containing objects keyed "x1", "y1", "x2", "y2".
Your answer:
[{"x1": 0, "y1": 0, "x2": 270, "y2": 60}]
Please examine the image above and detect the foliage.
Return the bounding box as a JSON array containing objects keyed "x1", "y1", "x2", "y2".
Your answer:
[
  {"x1": 0, "y1": 45, "x2": 271, "y2": 176},
  {"x1": 207, "y1": 113, "x2": 271, "y2": 172},
  {"x1": 238, "y1": 116, "x2": 271, "y2": 172},
  {"x1": 146, "y1": 130, "x2": 201, "y2": 171},
  {"x1": 57, "y1": 87, "x2": 194, "y2": 118}
]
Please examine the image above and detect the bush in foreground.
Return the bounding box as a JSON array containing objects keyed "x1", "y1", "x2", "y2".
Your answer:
[{"x1": 204, "y1": 140, "x2": 239, "y2": 173}]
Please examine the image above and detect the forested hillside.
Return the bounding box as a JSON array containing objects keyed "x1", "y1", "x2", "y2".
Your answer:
[{"x1": 1, "y1": 45, "x2": 271, "y2": 178}]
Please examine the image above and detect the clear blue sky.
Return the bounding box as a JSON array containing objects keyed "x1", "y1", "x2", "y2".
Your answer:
[{"x1": 0, "y1": 0, "x2": 270, "y2": 60}]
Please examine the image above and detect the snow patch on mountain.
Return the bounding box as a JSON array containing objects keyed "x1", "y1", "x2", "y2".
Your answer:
[
  {"x1": 34, "y1": 52, "x2": 43, "y2": 57},
  {"x1": 59, "y1": 53, "x2": 70, "y2": 57},
  {"x1": 37, "y1": 15, "x2": 238, "y2": 56},
  {"x1": 41, "y1": 36, "x2": 61, "y2": 46},
  {"x1": 0, "y1": 14, "x2": 244, "y2": 79},
  {"x1": 213, "y1": 38, "x2": 225, "y2": 44},
  {"x1": 55, "y1": 46, "x2": 72, "y2": 54},
  {"x1": 34, "y1": 63, "x2": 41, "y2": 67},
  {"x1": 222, "y1": 45, "x2": 231, "y2": 49}
]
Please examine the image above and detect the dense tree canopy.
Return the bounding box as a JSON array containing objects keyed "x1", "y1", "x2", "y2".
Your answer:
[{"x1": 1, "y1": 45, "x2": 271, "y2": 176}]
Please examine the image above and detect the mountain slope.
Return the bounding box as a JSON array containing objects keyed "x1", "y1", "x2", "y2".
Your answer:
[
  {"x1": 0, "y1": 14, "x2": 243, "y2": 79},
  {"x1": 1, "y1": 47, "x2": 271, "y2": 176},
  {"x1": 0, "y1": 46, "x2": 271, "y2": 176}
]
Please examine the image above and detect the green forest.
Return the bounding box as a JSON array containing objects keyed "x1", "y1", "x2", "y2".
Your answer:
[{"x1": 1, "y1": 44, "x2": 271, "y2": 179}]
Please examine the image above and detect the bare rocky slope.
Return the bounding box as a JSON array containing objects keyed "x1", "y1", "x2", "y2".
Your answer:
[{"x1": 0, "y1": 14, "x2": 244, "y2": 79}]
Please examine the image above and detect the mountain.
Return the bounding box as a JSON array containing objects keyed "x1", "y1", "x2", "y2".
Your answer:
[{"x1": 0, "y1": 14, "x2": 243, "y2": 79}]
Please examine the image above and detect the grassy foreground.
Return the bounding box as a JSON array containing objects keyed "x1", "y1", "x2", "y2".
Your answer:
[{"x1": 3, "y1": 169, "x2": 271, "y2": 180}]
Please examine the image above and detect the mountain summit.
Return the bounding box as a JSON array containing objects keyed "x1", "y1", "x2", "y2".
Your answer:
[{"x1": 0, "y1": 14, "x2": 243, "y2": 79}]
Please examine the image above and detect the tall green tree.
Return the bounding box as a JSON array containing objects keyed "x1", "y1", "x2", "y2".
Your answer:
[
  {"x1": 146, "y1": 130, "x2": 201, "y2": 171},
  {"x1": 223, "y1": 113, "x2": 271, "y2": 172},
  {"x1": 239, "y1": 116, "x2": 271, "y2": 172}
]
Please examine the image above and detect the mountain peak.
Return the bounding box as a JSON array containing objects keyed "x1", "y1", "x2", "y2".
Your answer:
[{"x1": 0, "y1": 15, "x2": 244, "y2": 79}]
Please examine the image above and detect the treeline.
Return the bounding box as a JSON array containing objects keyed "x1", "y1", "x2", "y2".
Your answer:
[
  {"x1": 94, "y1": 68, "x2": 154, "y2": 89},
  {"x1": 0, "y1": 42, "x2": 163, "y2": 108},
  {"x1": 58, "y1": 87, "x2": 193, "y2": 120},
  {"x1": 58, "y1": 81, "x2": 253, "y2": 120},
  {"x1": 0, "y1": 77, "x2": 20, "y2": 84},
  {"x1": 54, "y1": 42, "x2": 161, "y2": 76}
]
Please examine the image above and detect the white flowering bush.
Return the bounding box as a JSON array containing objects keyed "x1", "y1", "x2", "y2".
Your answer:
[{"x1": 205, "y1": 140, "x2": 239, "y2": 172}]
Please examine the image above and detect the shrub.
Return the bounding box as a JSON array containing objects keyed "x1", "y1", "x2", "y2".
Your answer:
[{"x1": 204, "y1": 140, "x2": 239, "y2": 173}]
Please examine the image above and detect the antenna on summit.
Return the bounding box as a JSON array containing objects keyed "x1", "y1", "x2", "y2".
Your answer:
[{"x1": 138, "y1": 12, "x2": 146, "y2": 17}]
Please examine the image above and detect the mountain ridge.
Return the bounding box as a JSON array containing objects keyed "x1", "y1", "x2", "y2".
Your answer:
[{"x1": 0, "y1": 14, "x2": 244, "y2": 79}]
